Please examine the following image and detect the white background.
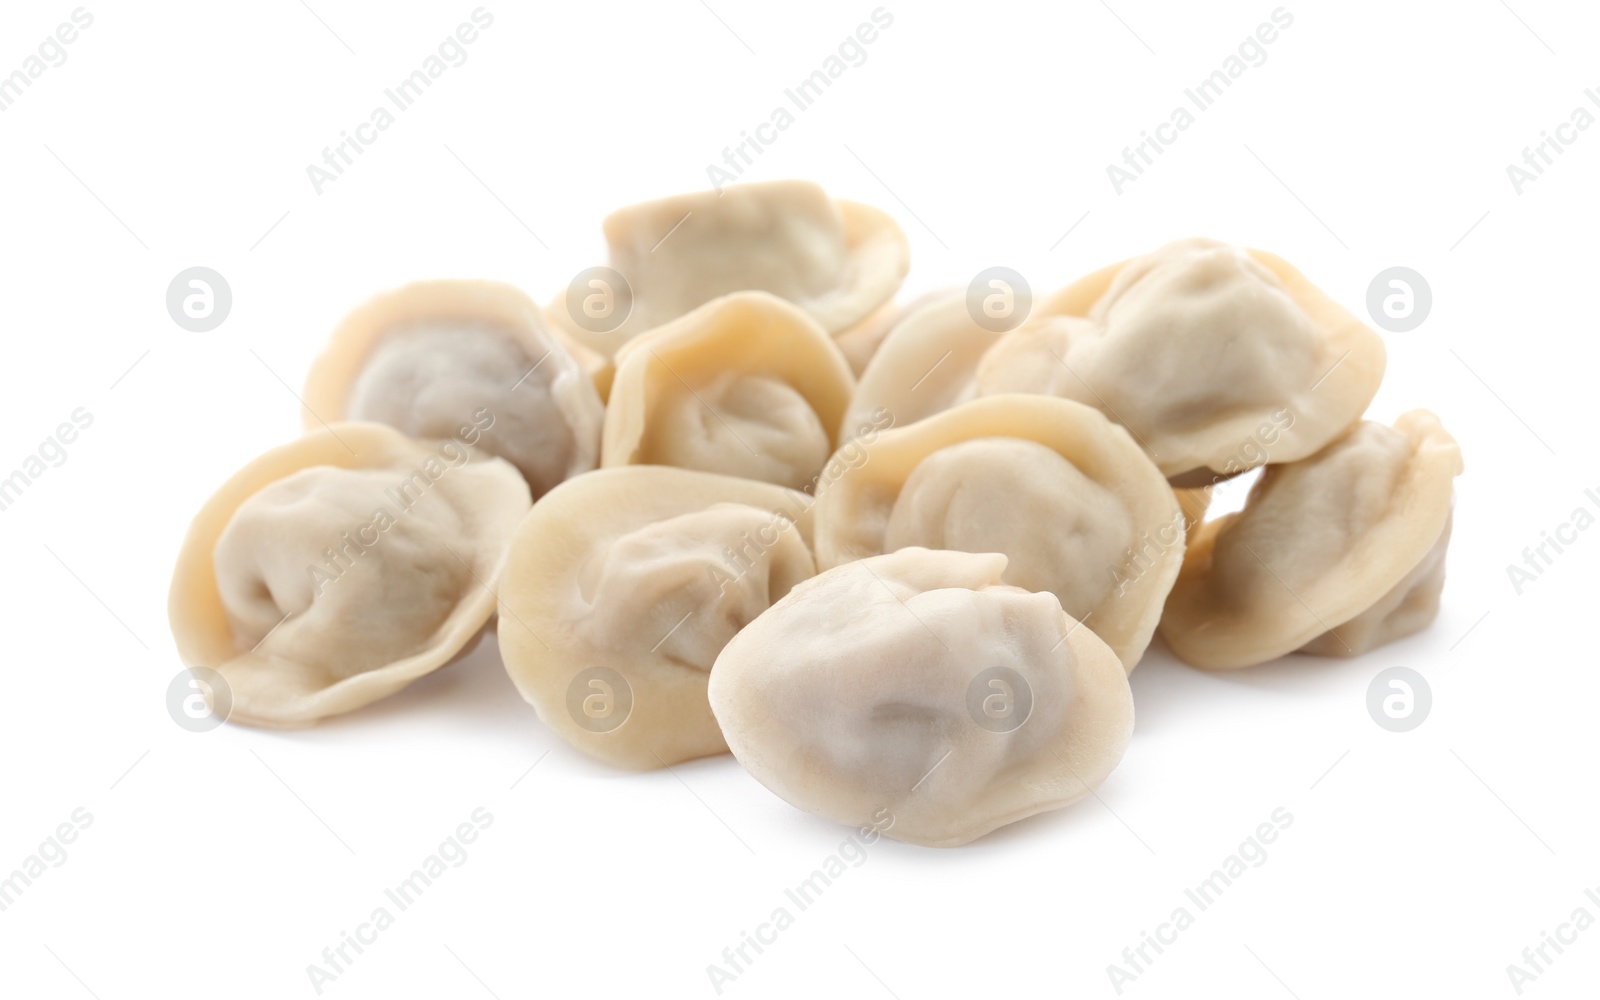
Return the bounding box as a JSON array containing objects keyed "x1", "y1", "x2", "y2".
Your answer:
[{"x1": 1, "y1": 1, "x2": 1597, "y2": 997}]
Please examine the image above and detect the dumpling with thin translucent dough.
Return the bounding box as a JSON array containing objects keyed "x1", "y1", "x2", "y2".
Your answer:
[
  {"x1": 813, "y1": 394, "x2": 1185, "y2": 672},
  {"x1": 709, "y1": 547, "x2": 1134, "y2": 848},
  {"x1": 977, "y1": 239, "x2": 1385, "y2": 485},
  {"x1": 497, "y1": 467, "x2": 816, "y2": 769},
  {"x1": 601, "y1": 291, "x2": 855, "y2": 491},
  {"x1": 841, "y1": 290, "x2": 1005, "y2": 437},
  {"x1": 547, "y1": 180, "x2": 909, "y2": 361},
  {"x1": 303, "y1": 280, "x2": 604, "y2": 499},
  {"x1": 831, "y1": 289, "x2": 949, "y2": 377},
  {"x1": 168, "y1": 422, "x2": 531, "y2": 727},
  {"x1": 1161, "y1": 410, "x2": 1462, "y2": 669}
]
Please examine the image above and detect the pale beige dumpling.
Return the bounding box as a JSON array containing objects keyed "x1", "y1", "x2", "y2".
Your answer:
[
  {"x1": 709, "y1": 547, "x2": 1134, "y2": 848},
  {"x1": 548, "y1": 180, "x2": 909, "y2": 360},
  {"x1": 303, "y1": 280, "x2": 606, "y2": 498},
  {"x1": 814, "y1": 394, "x2": 1184, "y2": 671},
  {"x1": 978, "y1": 239, "x2": 1386, "y2": 485},
  {"x1": 840, "y1": 290, "x2": 1003, "y2": 437},
  {"x1": 497, "y1": 467, "x2": 817, "y2": 770},
  {"x1": 601, "y1": 291, "x2": 856, "y2": 491},
  {"x1": 1161, "y1": 410, "x2": 1462, "y2": 669},
  {"x1": 830, "y1": 289, "x2": 949, "y2": 377},
  {"x1": 168, "y1": 423, "x2": 531, "y2": 728}
]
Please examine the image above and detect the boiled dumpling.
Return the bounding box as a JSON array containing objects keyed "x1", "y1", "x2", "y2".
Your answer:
[
  {"x1": 497, "y1": 466, "x2": 816, "y2": 769},
  {"x1": 814, "y1": 394, "x2": 1184, "y2": 671},
  {"x1": 977, "y1": 239, "x2": 1386, "y2": 485},
  {"x1": 840, "y1": 290, "x2": 1003, "y2": 438},
  {"x1": 709, "y1": 547, "x2": 1134, "y2": 848},
  {"x1": 547, "y1": 180, "x2": 909, "y2": 359},
  {"x1": 830, "y1": 289, "x2": 949, "y2": 377},
  {"x1": 303, "y1": 280, "x2": 605, "y2": 498},
  {"x1": 601, "y1": 291, "x2": 855, "y2": 490},
  {"x1": 1161, "y1": 410, "x2": 1462, "y2": 669},
  {"x1": 168, "y1": 422, "x2": 531, "y2": 727}
]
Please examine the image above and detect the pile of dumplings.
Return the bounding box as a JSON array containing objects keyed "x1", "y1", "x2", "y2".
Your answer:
[{"x1": 169, "y1": 179, "x2": 1463, "y2": 848}]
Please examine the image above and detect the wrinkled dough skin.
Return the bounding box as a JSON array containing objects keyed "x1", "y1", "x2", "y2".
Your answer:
[
  {"x1": 1299, "y1": 517, "x2": 1452, "y2": 657},
  {"x1": 1209, "y1": 421, "x2": 1412, "y2": 605},
  {"x1": 884, "y1": 438, "x2": 1133, "y2": 617},
  {"x1": 348, "y1": 323, "x2": 577, "y2": 496},
  {"x1": 638, "y1": 373, "x2": 831, "y2": 490},
  {"x1": 493, "y1": 467, "x2": 821, "y2": 769},
  {"x1": 590, "y1": 180, "x2": 909, "y2": 343},
  {"x1": 573, "y1": 504, "x2": 814, "y2": 673},
  {"x1": 213, "y1": 466, "x2": 471, "y2": 680},
  {"x1": 759, "y1": 582, "x2": 1070, "y2": 801},
  {"x1": 1084, "y1": 241, "x2": 1320, "y2": 428},
  {"x1": 710, "y1": 548, "x2": 1135, "y2": 847},
  {"x1": 612, "y1": 190, "x2": 846, "y2": 334},
  {"x1": 1161, "y1": 410, "x2": 1462, "y2": 670},
  {"x1": 716, "y1": 553, "x2": 1068, "y2": 832}
]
